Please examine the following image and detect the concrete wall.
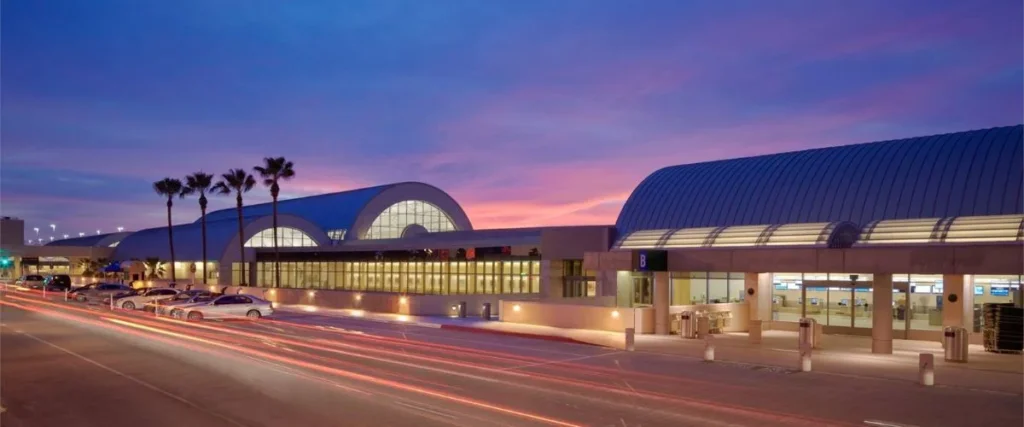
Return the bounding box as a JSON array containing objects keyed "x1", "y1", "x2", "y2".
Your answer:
[
  {"x1": 499, "y1": 300, "x2": 645, "y2": 332},
  {"x1": 226, "y1": 286, "x2": 541, "y2": 317}
]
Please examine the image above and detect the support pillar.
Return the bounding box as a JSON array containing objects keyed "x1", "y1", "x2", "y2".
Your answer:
[
  {"x1": 653, "y1": 271, "x2": 670, "y2": 335},
  {"x1": 872, "y1": 273, "x2": 893, "y2": 354},
  {"x1": 745, "y1": 272, "x2": 772, "y2": 343},
  {"x1": 942, "y1": 274, "x2": 972, "y2": 331}
]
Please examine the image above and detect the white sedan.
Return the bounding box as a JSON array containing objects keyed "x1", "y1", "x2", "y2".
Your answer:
[
  {"x1": 171, "y1": 294, "x2": 274, "y2": 321},
  {"x1": 116, "y1": 288, "x2": 180, "y2": 310}
]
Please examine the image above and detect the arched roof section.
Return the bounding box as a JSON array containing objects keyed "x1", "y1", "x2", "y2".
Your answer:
[
  {"x1": 347, "y1": 182, "x2": 473, "y2": 240},
  {"x1": 616, "y1": 125, "x2": 1023, "y2": 235},
  {"x1": 113, "y1": 214, "x2": 329, "y2": 262},
  {"x1": 199, "y1": 182, "x2": 471, "y2": 240},
  {"x1": 46, "y1": 232, "x2": 133, "y2": 248}
]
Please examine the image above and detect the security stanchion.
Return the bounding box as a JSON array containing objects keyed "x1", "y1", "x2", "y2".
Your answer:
[
  {"x1": 625, "y1": 327, "x2": 635, "y2": 352},
  {"x1": 64, "y1": 289, "x2": 69, "y2": 302}
]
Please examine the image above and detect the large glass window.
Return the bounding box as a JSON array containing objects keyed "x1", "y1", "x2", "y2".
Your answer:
[
  {"x1": 562, "y1": 260, "x2": 596, "y2": 298},
  {"x1": 672, "y1": 272, "x2": 746, "y2": 305},
  {"x1": 364, "y1": 200, "x2": 457, "y2": 240},
  {"x1": 245, "y1": 227, "x2": 317, "y2": 248},
  {"x1": 252, "y1": 259, "x2": 541, "y2": 295},
  {"x1": 894, "y1": 274, "x2": 943, "y2": 331}
]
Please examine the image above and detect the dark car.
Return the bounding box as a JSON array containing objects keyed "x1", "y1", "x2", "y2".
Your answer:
[{"x1": 42, "y1": 274, "x2": 72, "y2": 291}]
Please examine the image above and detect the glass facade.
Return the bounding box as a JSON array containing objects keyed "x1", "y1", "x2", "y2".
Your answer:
[
  {"x1": 562, "y1": 260, "x2": 596, "y2": 297},
  {"x1": 770, "y1": 273, "x2": 875, "y2": 327},
  {"x1": 245, "y1": 227, "x2": 318, "y2": 248},
  {"x1": 364, "y1": 200, "x2": 456, "y2": 240},
  {"x1": 234, "y1": 260, "x2": 541, "y2": 295},
  {"x1": 670, "y1": 272, "x2": 746, "y2": 305}
]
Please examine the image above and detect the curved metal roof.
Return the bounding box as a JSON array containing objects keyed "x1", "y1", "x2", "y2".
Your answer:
[
  {"x1": 200, "y1": 181, "x2": 472, "y2": 238},
  {"x1": 46, "y1": 232, "x2": 133, "y2": 248},
  {"x1": 616, "y1": 125, "x2": 1023, "y2": 235},
  {"x1": 112, "y1": 214, "x2": 329, "y2": 262}
]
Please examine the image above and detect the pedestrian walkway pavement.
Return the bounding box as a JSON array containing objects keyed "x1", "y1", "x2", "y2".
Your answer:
[{"x1": 274, "y1": 304, "x2": 1023, "y2": 394}]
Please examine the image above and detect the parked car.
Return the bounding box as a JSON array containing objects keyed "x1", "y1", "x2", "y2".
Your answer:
[
  {"x1": 150, "y1": 290, "x2": 218, "y2": 315},
  {"x1": 114, "y1": 287, "x2": 180, "y2": 310},
  {"x1": 14, "y1": 275, "x2": 45, "y2": 290},
  {"x1": 73, "y1": 283, "x2": 134, "y2": 303},
  {"x1": 42, "y1": 274, "x2": 72, "y2": 291},
  {"x1": 170, "y1": 294, "x2": 273, "y2": 321}
]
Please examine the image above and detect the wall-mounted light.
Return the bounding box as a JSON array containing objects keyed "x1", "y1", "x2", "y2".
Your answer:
[
  {"x1": 399, "y1": 296, "x2": 408, "y2": 305},
  {"x1": 611, "y1": 310, "x2": 620, "y2": 318},
  {"x1": 354, "y1": 294, "x2": 362, "y2": 302},
  {"x1": 308, "y1": 290, "x2": 316, "y2": 297},
  {"x1": 513, "y1": 304, "x2": 521, "y2": 312}
]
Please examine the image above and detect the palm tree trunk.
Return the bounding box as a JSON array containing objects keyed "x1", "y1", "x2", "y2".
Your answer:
[
  {"x1": 166, "y1": 199, "x2": 177, "y2": 284},
  {"x1": 272, "y1": 191, "x2": 280, "y2": 288},
  {"x1": 236, "y1": 193, "x2": 247, "y2": 286},
  {"x1": 200, "y1": 195, "x2": 208, "y2": 285}
]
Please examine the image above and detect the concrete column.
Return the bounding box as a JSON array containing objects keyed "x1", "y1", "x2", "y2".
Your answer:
[
  {"x1": 871, "y1": 273, "x2": 893, "y2": 354},
  {"x1": 653, "y1": 271, "x2": 670, "y2": 335},
  {"x1": 745, "y1": 272, "x2": 772, "y2": 343},
  {"x1": 942, "y1": 274, "x2": 972, "y2": 330}
]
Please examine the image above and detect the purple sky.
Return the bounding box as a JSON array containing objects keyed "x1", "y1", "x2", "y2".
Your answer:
[{"x1": 2, "y1": 0, "x2": 1021, "y2": 240}]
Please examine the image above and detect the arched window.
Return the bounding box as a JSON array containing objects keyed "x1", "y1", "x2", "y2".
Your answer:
[
  {"x1": 245, "y1": 227, "x2": 318, "y2": 248},
  {"x1": 364, "y1": 200, "x2": 456, "y2": 240}
]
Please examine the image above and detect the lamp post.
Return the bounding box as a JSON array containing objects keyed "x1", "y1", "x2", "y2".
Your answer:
[
  {"x1": 50, "y1": 224, "x2": 56, "y2": 234},
  {"x1": 96, "y1": 229, "x2": 101, "y2": 235},
  {"x1": 117, "y1": 226, "x2": 124, "y2": 232},
  {"x1": 63, "y1": 234, "x2": 69, "y2": 239},
  {"x1": 78, "y1": 232, "x2": 85, "y2": 237}
]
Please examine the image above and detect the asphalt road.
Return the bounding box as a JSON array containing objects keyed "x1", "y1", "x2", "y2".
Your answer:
[{"x1": 1, "y1": 290, "x2": 1021, "y2": 427}]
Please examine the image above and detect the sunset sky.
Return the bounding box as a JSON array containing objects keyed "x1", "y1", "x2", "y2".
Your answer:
[{"x1": 2, "y1": 0, "x2": 1021, "y2": 238}]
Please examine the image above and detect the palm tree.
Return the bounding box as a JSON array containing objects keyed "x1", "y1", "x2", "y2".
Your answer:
[
  {"x1": 182, "y1": 172, "x2": 215, "y2": 284},
  {"x1": 153, "y1": 178, "x2": 184, "y2": 284},
  {"x1": 143, "y1": 257, "x2": 165, "y2": 280},
  {"x1": 254, "y1": 157, "x2": 296, "y2": 288},
  {"x1": 213, "y1": 169, "x2": 256, "y2": 286}
]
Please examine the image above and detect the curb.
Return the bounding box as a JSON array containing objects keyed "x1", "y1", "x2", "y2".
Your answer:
[
  {"x1": 438, "y1": 324, "x2": 605, "y2": 347},
  {"x1": 274, "y1": 307, "x2": 442, "y2": 329}
]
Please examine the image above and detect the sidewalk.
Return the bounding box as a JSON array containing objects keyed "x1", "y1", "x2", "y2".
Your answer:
[{"x1": 274, "y1": 304, "x2": 1023, "y2": 394}]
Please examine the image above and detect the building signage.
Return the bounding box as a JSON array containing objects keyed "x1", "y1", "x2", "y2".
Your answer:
[{"x1": 632, "y1": 250, "x2": 667, "y2": 272}]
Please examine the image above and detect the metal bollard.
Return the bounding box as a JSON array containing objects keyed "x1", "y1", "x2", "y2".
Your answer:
[
  {"x1": 110, "y1": 295, "x2": 115, "y2": 310},
  {"x1": 43, "y1": 287, "x2": 47, "y2": 298},
  {"x1": 919, "y1": 353, "x2": 934, "y2": 386},
  {"x1": 799, "y1": 343, "x2": 812, "y2": 372},
  {"x1": 64, "y1": 290, "x2": 68, "y2": 302},
  {"x1": 625, "y1": 327, "x2": 635, "y2": 351},
  {"x1": 703, "y1": 335, "x2": 715, "y2": 361}
]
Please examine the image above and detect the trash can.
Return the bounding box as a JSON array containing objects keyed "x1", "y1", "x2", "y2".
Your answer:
[
  {"x1": 457, "y1": 301, "x2": 467, "y2": 318},
  {"x1": 943, "y1": 326, "x2": 969, "y2": 363},
  {"x1": 799, "y1": 318, "x2": 819, "y2": 349},
  {"x1": 679, "y1": 311, "x2": 697, "y2": 339},
  {"x1": 481, "y1": 302, "x2": 492, "y2": 320}
]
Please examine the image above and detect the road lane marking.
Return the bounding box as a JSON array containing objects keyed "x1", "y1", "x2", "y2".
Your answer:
[
  {"x1": 2, "y1": 325, "x2": 248, "y2": 427},
  {"x1": 501, "y1": 351, "x2": 619, "y2": 371},
  {"x1": 864, "y1": 421, "x2": 919, "y2": 427},
  {"x1": 394, "y1": 400, "x2": 458, "y2": 419}
]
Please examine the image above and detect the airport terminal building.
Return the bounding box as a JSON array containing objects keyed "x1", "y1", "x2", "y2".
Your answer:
[{"x1": 3, "y1": 124, "x2": 1021, "y2": 352}]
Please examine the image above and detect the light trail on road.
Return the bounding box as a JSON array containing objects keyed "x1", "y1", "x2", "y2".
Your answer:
[{"x1": 1, "y1": 291, "x2": 862, "y2": 427}]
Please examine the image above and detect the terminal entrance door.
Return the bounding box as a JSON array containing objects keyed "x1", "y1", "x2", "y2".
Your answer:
[
  {"x1": 632, "y1": 273, "x2": 653, "y2": 306},
  {"x1": 800, "y1": 280, "x2": 872, "y2": 335}
]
